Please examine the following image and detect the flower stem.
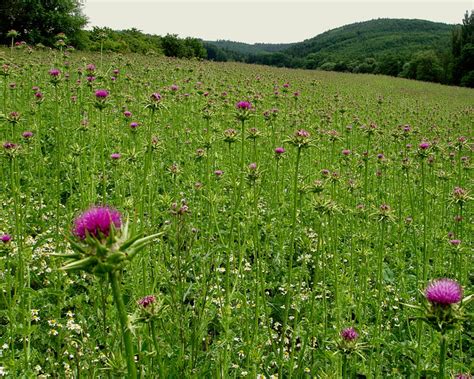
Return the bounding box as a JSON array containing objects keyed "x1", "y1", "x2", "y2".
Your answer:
[
  {"x1": 109, "y1": 271, "x2": 137, "y2": 379},
  {"x1": 438, "y1": 334, "x2": 447, "y2": 379}
]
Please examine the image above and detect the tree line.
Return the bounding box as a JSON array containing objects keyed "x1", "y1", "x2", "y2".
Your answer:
[{"x1": 0, "y1": 1, "x2": 472, "y2": 86}]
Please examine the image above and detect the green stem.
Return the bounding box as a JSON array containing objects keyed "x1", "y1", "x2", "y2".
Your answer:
[
  {"x1": 438, "y1": 335, "x2": 447, "y2": 379},
  {"x1": 279, "y1": 146, "x2": 302, "y2": 377},
  {"x1": 109, "y1": 271, "x2": 137, "y2": 379}
]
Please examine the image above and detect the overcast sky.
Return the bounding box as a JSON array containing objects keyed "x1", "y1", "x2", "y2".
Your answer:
[{"x1": 81, "y1": 1, "x2": 472, "y2": 44}]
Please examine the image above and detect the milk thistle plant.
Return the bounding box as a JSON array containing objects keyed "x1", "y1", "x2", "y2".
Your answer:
[
  {"x1": 406, "y1": 278, "x2": 472, "y2": 379},
  {"x1": 57, "y1": 206, "x2": 162, "y2": 379}
]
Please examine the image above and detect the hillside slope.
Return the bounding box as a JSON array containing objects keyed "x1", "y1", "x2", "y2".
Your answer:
[{"x1": 284, "y1": 18, "x2": 452, "y2": 62}]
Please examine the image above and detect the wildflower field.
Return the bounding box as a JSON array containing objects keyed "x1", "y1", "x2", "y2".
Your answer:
[{"x1": 0, "y1": 47, "x2": 472, "y2": 378}]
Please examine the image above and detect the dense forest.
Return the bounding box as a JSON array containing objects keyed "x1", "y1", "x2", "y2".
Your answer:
[
  {"x1": 0, "y1": 0, "x2": 472, "y2": 86},
  {"x1": 205, "y1": 17, "x2": 474, "y2": 87}
]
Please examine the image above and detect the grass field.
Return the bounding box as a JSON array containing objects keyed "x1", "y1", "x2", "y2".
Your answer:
[{"x1": 0, "y1": 47, "x2": 472, "y2": 378}]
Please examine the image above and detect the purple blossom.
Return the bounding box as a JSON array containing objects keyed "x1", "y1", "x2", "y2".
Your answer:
[
  {"x1": 95, "y1": 89, "x2": 109, "y2": 99},
  {"x1": 130, "y1": 122, "x2": 139, "y2": 129},
  {"x1": 1, "y1": 234, "x2": 12, "y2": 243},
  {"x1": 248, "y1": 162, "x2": 257, "y2": 170},
  {"x1": 73, "y1": 206, "x2": 122, "y2": 240},
  {"x1": 22, "y1": 131, "x2": 33, "y2": 139},
  {"x1": 419, "y1": 142, "x2": 430, "y2": 150},
  {"x1": 449, "y1": 239, "x2": 461, "y2": 246},
  {"x1": 110, "y1": 153, "x2": 121, "y2": 160},
  {"x1": 274, "y1": 147, "x2": 285, "y2": 155},
  {"x1": 3, "y1": 142, "x2": 18, "y2": 150},
  {"x1": 425, "y1": 278, "x2": 463, "y2": 306},
  {"x1": 236, "y1": 101, "x2": 252, "y2": 110},
  {"x1": 123, "y1": 111, "x2": 132, "y2": 118},
  {"x1": 49, "y1": 68, "x2": 60, "y2": 77},
  {"x1": 340, "y1": 327, "x2": 359, "y2": 341},
  {"x1": 138, "y1": 295, "x2": 156, "y2": 308},
  {"x1": 150, "y1": 92, "x2": 162, "y2": 102},
  {"x1": 342, "y1": 149, "x2": 351, "y2": 156},
  {"x1": 214, "y1": 170, "x2": 223, "y2": 177},
  {"x1": 295, "y1": 129, "x2": 310, "y2": 138}
]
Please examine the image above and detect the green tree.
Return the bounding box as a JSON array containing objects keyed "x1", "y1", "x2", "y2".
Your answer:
[
  {"x1": 0, "y1": 0, "x2": 88, "y2": 47},
  {"x1": 451, "y1": 10, "x2": 474, "y2": 86}
]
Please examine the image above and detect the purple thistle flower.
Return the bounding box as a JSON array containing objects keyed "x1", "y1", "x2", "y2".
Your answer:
[
  {"x1": 86, "y1": 63, "x2": 96, "y2": 73},
  {"x1": 449, "y1": 239, "x2": 461, "y2": 246},
  {"x1": 419, "y1": 142, "x2": 430, "y2": 150},
  {"x1": 138, "y1": 295, "x2": 156, "y2": 308},
  {"x1": 150, "y1": 92, "x2": 162, "y2": 102},
  {"x1": 95, "y1": 89, "x2": 109, "y2": 99},
  {"x1": 214, "y1": 170, "x2": 223, "y2": 177},
  {"x1": 3, "y1": 142, "x2": 18, "y2": 150},
  {"x1": 248, "y1": 162, "x2": 257, "y2": 170},
  {"x1": 236, "y1": 101, "x2": 252, "y2": 110},
  {"x1": 49, "y1": 68, "x2": 60, "y2": 77},
  {"x1": 73, "y1": 206, "x2": 122, "y2": 241},
  {"x1": 295, "y1": 129, "x2": 310, "y2": 138},
  {"x1": 130, "y1": 122, "x2": 139, "y2": 129},
  {"x1": 110, "y1": 153, "x2": 121, "y2": 160},
  {"x1": 123, "y1": 110, "x2": 132, "y2": 118},
  {"x1": 1, "y1": 234, "x2": 12, "y2": 243},
  {"x1": 425, "y1": 278, "x2": 463, "y2": 306},
  {"x1": 342, "y1": 149, "x2": 351, "y2": 156},
  {"x1": 22, "y1": 131, "x2": 33, "y2": 139},
  {"x1": 340, "y1": 327, "x2": 359, "y2": 341},
  {"x1": 274, "y1": 147, "x2": 285, "y2": 155}
]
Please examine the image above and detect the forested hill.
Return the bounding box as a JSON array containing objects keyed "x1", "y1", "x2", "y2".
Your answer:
[
  {"x1": 284, "y1": 19, "x2": 452, "y2": 61},
  {"x1": 204, "y1": 40, "x2": 293, "y2": 55},
  {"x1": 204, "y1": 18, "x2": 473, "y2": 86}
]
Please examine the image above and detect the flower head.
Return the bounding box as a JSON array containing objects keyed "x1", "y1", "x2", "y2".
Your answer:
[
  {"x1": 340, "y1": 327, "x2": 359, "y2": 341},
  {"x1": 95, "y1": 89, "x2": 109, "y2": 99},
  {"x1": 49, "y1": 68, "x2": 60, "y2": 77},
  {"x1": 425, "y1": 278, "x2": 463, "y2": 306},
  {"x1": 274, "y1": 147, "x2": 286, "y2": 157},
  {"x1": 138, "y1": 295, "x2": 156, "y2": 308},
  {"x1": 150, "y1": 92, "x2": 162, "y2": 102},
  {"x1": 236, "y1": 101, "x2": 252, "y2": 110},
  {"x1": 1, "y1": 234, "x2": 12, "y2": 243},
  {"x1": 73, "y1": 206, "x2": 122, "y2": 241}
]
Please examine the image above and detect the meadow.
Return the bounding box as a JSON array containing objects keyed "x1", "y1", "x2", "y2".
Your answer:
[{"x1": 0, "y1": 47, "x2": 472, "y2": 378}]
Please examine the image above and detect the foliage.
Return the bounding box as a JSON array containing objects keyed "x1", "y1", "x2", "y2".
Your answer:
[{"x1": 0, "y1": 0, "x2": 87, "y2": 47}]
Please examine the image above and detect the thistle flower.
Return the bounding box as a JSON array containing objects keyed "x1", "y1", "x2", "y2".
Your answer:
[
  {"x1": 95, "y1": 89, "x2": 109, "y2": 99},
  {"x1": 340, "y1": 327, "x2": 359, "y2": 342},
  {"x1": 425, "y1": 279, "x2": 463, "y2": 306},
  {"x1": 289, "y1": 129, "x2": 311, "y2": 148},
  {"x1": 150, "y1": 92, "x2": 162, "y2": 102},
  {"x1": 342, "y1": 149, "x2": 351, "y2": 156},
  {"x1": 22, "y1": 131, "x2": 33, "y2": 139},
  {"x1": 1, "y1": 234, "x2": 12, "y2": 243},
  {"x1": 236, "y1": 101, "x2": 252, "y2": 110},
  {"x1": 49, "y1": 68, "x2": 60, "y2": 77},
  {"x1": 235, "y1": 101, "x2": 252, "y2": 121},
  {"x1": 73, "y1": 206, "x2": 121, "y2": 241},
  {"x1": 449, "y1": 239, "x2": 461, "y2": 246},
  {"x1": 138, "y1": 295, "x2": 156, "y2": 308},
  {"x1": 419, "y1": 142, "x2": 430, "y2": 150},
  {"x1": 110, "y1": 153, "x2": 121, "y2": 160}
]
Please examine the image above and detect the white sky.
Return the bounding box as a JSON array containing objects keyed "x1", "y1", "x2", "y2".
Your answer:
[{"x1": 81, "y1": 1, "x2": 473, "y2": 44}]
